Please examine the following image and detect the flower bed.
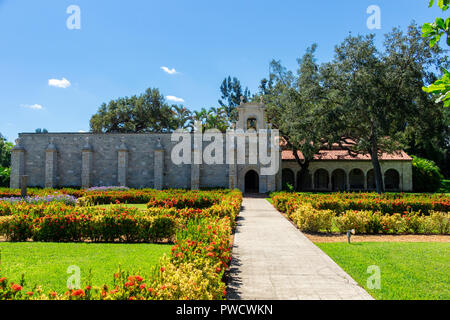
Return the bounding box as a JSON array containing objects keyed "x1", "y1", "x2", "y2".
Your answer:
[
  {"x1": 0, "y1": 194, "x2": 77, "y2": 206},
  {"x1": 271, "y1": 192, "x2": 450, "y2": 216},
  {"x1": 0, "y1": 188, "x2": 243, "y2": 300},
  {"x1": 271, "y1": 192, "x2": 449, "y2": 235}
]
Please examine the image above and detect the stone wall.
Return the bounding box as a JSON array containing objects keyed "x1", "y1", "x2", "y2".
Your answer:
[{"x1": 10, "y1": 133, "x2": 230, "y2": 190}]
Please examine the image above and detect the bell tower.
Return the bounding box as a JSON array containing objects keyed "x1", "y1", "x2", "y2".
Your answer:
[{"x1": 235, "y1": 98, "x2": 267, "y2": 131}]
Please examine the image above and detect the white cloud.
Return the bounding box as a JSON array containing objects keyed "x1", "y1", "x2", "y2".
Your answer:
[
  {"x1": 166, "y1": 96, "x2": 184, "y2": 103},
  {"x1": 160, "y1": 66, "x2": 177, "y2": 75},
  {"x1": 48, "y1": 77, "x2": 71, "y2": 88},
  {"x1": 78, "y1": 130, "x2": 86, "y2": 133},
  {"x1": 21, "y1": 104, "x2": 43, "y2": 110}
]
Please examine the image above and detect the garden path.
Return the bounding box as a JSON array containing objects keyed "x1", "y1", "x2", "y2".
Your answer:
[{"x1": 227, "y1": 196, "x2": 373, "y2": 300}]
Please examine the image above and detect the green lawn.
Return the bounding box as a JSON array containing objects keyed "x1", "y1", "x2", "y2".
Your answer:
[
  {"x1": 0, "y1": 242, "x2": 171, "y2": 293},
  {"x1": 316, "y1": 242, "x2": 450, "y2": 300}
]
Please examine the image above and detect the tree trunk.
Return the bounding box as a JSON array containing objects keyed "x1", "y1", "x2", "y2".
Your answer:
[
  {"x1": 370, "y1": 140, "x2": 384, "y2": 194},
  {"x1": 292, "y1": 148, "x2": 311, "y2": 191}
]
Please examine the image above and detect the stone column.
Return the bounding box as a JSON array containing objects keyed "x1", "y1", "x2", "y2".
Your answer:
[
  {"x1": 81, "y1": 138, "x2": 93, "y2": 189},
  {"x1": 154, "y1": 138, "x2": 164, "y2": 190},
  {"x1": 10, "y1": 139, "x2": 25, "y2": 189},
  {"x1": 346, "y1": 171, "x2": 350, "y2": 191},
  {"x1": 227, "y1": 129, "x2": 237, "y2": 189},
  {"x1": 45, "y1": 139, "x2": 58, "y2": 188},
  {"x1": 191, "y1": 128, "x2": 202, "y2": 190},
  {"x1": 328, "y1": 170, "x2": 332, "y2": 191},
  {"x1": 117, "y1": 138, "x2": 129, "y2": 187},
  {"x1": 363, "y1": 171, "x2": 368, "y2": 191},
  {"x1": 311, "y1": 170, "x2": 315, "y2": 190}
]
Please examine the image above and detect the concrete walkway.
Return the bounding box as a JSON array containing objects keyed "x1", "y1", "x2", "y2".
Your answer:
[{"x1": 227, "y1": 197, "x2": 373, "y2": 300}]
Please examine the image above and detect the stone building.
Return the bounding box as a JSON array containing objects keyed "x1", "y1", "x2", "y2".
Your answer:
[{"x1": 10, "y1": 102, "x2": 413, "y2": 192}]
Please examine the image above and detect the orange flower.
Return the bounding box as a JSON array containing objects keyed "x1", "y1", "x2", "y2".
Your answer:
[{"x1": 11, "y1": 284, "x2": 22, "y2": 292}]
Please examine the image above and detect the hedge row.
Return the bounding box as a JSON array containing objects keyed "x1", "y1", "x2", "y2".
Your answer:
[
  {"x1": 0, "y1": 206, "x2": 176, "y2": 242},
  {"x1": 271, "y1": 192, "x2": 450, "y2": 216},
  {"x1": 289, "y1": 204, "x2": 449, "y2": 234}
]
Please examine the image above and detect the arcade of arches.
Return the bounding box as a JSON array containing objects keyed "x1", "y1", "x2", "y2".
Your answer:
[{"x1": 281, "y1": 165, "x2": 403, "y2": 192}]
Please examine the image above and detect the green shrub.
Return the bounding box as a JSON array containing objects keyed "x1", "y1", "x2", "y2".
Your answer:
[
  {"x1": 0, "y1": 167, "x2": 10, "y2": 187},
  {"x1": 412, "y1": 156, "x2": 443, "y2": 192},
  {"x1": 291, "y1": 204, "x2": 334, "y2": 233},
  {"x1": 429, "y1": 211, "x2": 450, "y2": 234},
  {"x1": 335, "y1": 210, "x2": 370, "y2": 233}
]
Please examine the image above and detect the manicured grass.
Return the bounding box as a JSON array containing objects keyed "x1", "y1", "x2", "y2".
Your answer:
[
  {"x1": 0, "y1": 242, "x2": 171, "y2": 293},
  {"x1": 96, "y1": 203, "x2": 148, "y2": 210},
  {"x1": 316, "y1": 242, "x2": 450, "y2": 300}
]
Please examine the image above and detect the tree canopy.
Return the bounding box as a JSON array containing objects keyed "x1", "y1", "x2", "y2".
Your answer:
[
  {"x1": 261, "y1": 23, "x2": 448, "y2": 191},
  {"x1": 422, "y1": 0, "x2": 450, "y2": 106},
  {"x1": 0, "y1": 133, "x2": 12, "y2": 168},
  {"x1": 218, "y1": 76, "x2": 251, "y2": 123},
  {"x1": 90, "y1": 88, "x2": 182, "y2": 133}
]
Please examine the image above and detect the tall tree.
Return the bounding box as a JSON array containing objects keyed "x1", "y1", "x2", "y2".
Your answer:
[
  {"x1": 218, "y1": 76, "x2": 251, "y2": 123},
  {"x1": 0, "y1": 133, "x2": 12, "y2": 168},
  {"x1": 90, "y1": 88, "x2": 177, "y2": 133},
  {"x1": 422, "y1": 0, "x2": 450, "y2": 106},
  {"x1": 171, "y1": 105, "x2": 192, "y2": 130},
  {"x1": 261, "y1": 46, "x2": 327, "y2": 189},
  {"x1": 321, "y1": 24, "x2": 447, "y2": 192}
]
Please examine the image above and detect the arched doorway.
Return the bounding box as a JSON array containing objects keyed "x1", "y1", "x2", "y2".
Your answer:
[
  {"x1": 349, "y1": 169, "x2": 364, "y2": 190},
  {"x1": 385, "y1": 169, "x2": 400, "y2": 190},
  {"x1": 245, "y1": 170, "x2": 259, "y2": 193},
  {"x1": 314, "y1": 169, "x2": 329, "y2": 190},
  {"x1": 332, "y1": 169, "x2": 346, "y2": 191},
  {"x1": 297, "y1": 170, "x2": 312, "y2": 191},
  {"x1": 282, "y1": 169, "x2": 295, "y2": 191},
  {"x1": 367, "y1": 169, "x2": 376, "y2": 190}
]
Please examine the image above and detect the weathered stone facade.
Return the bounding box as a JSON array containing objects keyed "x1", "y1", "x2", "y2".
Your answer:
[{"x1": 10, "y1": 102, "x2": 413, "y2": 192}]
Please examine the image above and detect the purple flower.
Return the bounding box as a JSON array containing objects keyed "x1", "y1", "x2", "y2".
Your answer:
[{"x1": 0, "y1": 194, "x2": 77, "y2": 206}]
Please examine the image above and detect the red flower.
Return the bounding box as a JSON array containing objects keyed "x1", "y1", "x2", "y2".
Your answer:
[
  {"x1": 50, "y1": 291, "x2": 58, "y2": 297},
  {"x1": 11, "y1": 284, "x2": 22, "y2": 292},
  {"x1": 26, "y1": 291, "x2": 34, "y2": 296},
  {"x1": 71, "y1": 289, "x2": 85, "y2": 296},
  {"x1": 0, "y1": 277, "x2": 6, "y2": 283}
]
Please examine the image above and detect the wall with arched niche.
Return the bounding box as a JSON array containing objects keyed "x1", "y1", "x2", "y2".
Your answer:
[{"x1": 281, "y1": 160, "x2": 412, "y2": 191}]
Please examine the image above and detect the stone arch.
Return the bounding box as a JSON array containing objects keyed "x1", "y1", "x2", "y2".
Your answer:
[
  {"x1": 366, "y1": 169, "x2": 376, "y2": 190},
  {"x1": 245, "y1": 170, "x2": 259, "y2": 193},
  {"x1": 384, "y1": 169, "x2": 400, "y2": 190},
  {"x1": 331, "y1": 169, "x2": 346, "y2": 191},
  {"x1": 281, "y1": 168, "x2": 295, "y2": 190},
  {"x1": 314, "y1": 169, "x2": 329, "y2": 190},
  {"x1": 245, "y1": 113, "x2": 259, "y2": 130},
  {"x1": 349, "y1": 168, "x2": 364, "y2": 190},
  {"x1": 297, "y1": 170, "x2": 312, "y2": 191}
]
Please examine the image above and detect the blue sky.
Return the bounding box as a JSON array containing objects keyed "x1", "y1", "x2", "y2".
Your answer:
[{"x1": 0, "y1": 0, "x2": 445, "y2": 141}]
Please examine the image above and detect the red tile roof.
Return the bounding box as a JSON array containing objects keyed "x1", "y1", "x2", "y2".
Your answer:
[{"x1": 282, "y1": 149, "x2": 412, "y2": 161}]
